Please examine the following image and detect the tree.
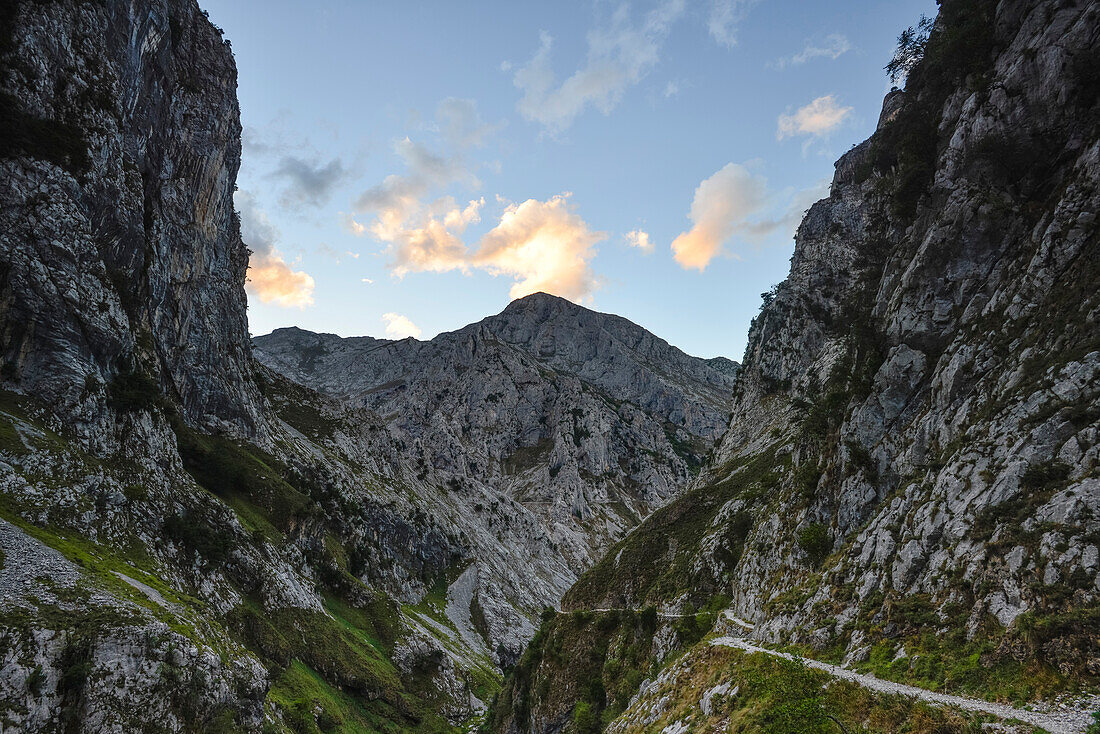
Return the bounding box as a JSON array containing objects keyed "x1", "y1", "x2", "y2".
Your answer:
[{"x1": 886, "y1": 15, "x2": 934, "y2": 86}]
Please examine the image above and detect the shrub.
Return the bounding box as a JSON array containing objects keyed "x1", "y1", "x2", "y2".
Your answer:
[
  {"x1": 1020, "y1": 461, "x2": 1071, "y2": 491},
  {"x1": 572, "y1": 701, "x2": 599, "y2": 734},
  {"x1": 162, "y1": 512, "x2": 232, "y2": 565},
  {"x1": 797, "y1": 524, "x2": 831, "y2": 567},
  {"x1": 107, "y1": 367, "x2": 163, "y2": 413}
]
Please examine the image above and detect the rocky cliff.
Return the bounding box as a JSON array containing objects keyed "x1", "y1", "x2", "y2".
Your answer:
[
  {"x1": 0, "y1": 1, "x2": 498, "y2": 731},
  {"x1": 254, "y1": 292, "x2": 737, "y2": 663},
  {"x1": 0, "y1": 0, "x2": 265, "y2": 440},
  {"x1": 490, "y1": 1, "x2": 1100, "y2": 732}
]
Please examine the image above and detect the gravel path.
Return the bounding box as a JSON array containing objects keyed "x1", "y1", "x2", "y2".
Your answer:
[{"x1": 709, "y1": 635, "x2": 1096, "y2": 734}]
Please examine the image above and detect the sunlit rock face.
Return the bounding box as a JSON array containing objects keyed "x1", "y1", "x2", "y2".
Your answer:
[{"x1": 255, "y1": 292, "x2": 739, "y2": 662}]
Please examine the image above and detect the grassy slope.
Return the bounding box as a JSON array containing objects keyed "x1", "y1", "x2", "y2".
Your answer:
[{"x1": 0, "y1": 384, "x2": 492, "y2": 733}]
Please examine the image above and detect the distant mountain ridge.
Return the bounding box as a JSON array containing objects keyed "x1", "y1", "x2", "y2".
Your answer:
[{"x1": 254, "y1": 292, "x2": 739, "y2": 659}]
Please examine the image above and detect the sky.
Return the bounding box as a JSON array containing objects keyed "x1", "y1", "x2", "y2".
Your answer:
[{"x1": 203, "y1": 0, "x2": 935, "y2": 360}]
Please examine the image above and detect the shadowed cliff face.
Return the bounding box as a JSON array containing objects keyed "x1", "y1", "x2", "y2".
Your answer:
[
  {"x1": 490, "y1": 1, "x2": 1100, "y2": 732},
  {"x1": 0, "y1": 0, "x2": 264, "y2": 439}
]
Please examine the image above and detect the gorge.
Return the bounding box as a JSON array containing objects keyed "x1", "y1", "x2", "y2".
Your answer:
[{"x1": 1, "y1": 0, "x2": 1098, "y2": 732}]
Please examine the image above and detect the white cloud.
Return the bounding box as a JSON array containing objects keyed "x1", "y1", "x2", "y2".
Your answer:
[
  {"x1": 341, "y1": 213, "x2": 367, "y2": 236},
  {"x1": 708, "y1": 0, "x2": 757, "y2": 47},
  {"x1": 663, "y1": 81, "x2": 679, "y2": 99},
  {"x1": 777, "y1": 95, "x2": 853, "y2": 141},
  {"x1": 624, "y1": 229, "x2": 654, "y2": 253},
  {"x1": 361, "y1": 278, "x2": 374, "y2": 284},
  {"x1": 237, "y1": 191, "x2": 315, "y2": 308},
  {"x1": 671, "y1": 163, "x2": 827, "y2": 271},
  {"x1": 315, "y1": 243, "x2": 359, "y2": 262},
  {"x1": 382, "y1": 313, "x2": 421, "y2": 339},
  {"x1": 512, "y1": 0, "x2": 685, "y2": 133},
  {"x1": 355, "y1": 137, "x2": 478, "y2": 217},
  {"x1": 474, "y1": 194, "x2": 604, "y2": 301},
  {"x1": 772, "y1": 34, "x2": 851, "y2": 70}
]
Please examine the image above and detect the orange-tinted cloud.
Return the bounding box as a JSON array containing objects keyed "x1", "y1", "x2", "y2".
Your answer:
[
  {"x1": 671, "y1": 163, "x2": 828, "y2": 271},
  {"x1": 474, "y1": 194, "x2": 604, "y2": 301},
  {"x1": 671, "y1": 163, "x2": 766, "y2": 271},
  {"x1": 353, "y1": 191, "x2": 604, "y2": 302},
  {"x1": 238, "y1": 191, "x2": 315, "y2": 308},
  {"x1": 247, "y1": 254, "x2": 316, "y2": 308}
]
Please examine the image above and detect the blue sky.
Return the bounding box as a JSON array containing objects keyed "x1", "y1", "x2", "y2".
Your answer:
[{"x1": 203, "y1": 0, "x2": 934, "y2": 360}]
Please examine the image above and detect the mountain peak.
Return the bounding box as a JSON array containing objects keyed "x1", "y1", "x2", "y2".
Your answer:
[{"x1": 500, "y1": 291, "x2": 582, "y2": 315}]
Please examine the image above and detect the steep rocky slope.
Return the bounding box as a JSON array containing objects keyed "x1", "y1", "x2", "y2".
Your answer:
[
  {"x1": 255, "y1": 293, "x2": 737, "y2": 586},
  {"x1": 490, "y1": 1, "x2": 1100, "y2": 732},
  {"x1": 0, "y1": 0, "x2": 265, "y2": 440},
  {"x1": 0, "y1": 1, "x2": 502, "y2": 731}
]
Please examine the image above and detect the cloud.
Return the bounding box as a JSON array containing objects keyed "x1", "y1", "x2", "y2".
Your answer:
[
  {"x1": 708, "y1": 0, "x2": 757, "y2": 47},
  {"x1": 237, "y1": 191, "x2": 315, "y2": 307},
  {"x1": 361, "y1": 278, "x2": 374, "y2": 284},
  {"x1": 315, "y1": 243, "x2": 360, "y2": 262},
  {"x1": 671, "y1": 164, "x2": 766, "y2": 270},
  {"x1": 512, "y1": 0, "x2": 684, "y2": 133},
  {"x1": 624, "y1": 229, "x2": 654, "y2": 253},
  {"x1": 241, "y1": 126, "x2": 274, "y2": 156},
  {"x1": 382, "y1": 313, "x2": 422, "y2": 339},
  {"x1": 777, "y1": 95, "x2": 853, "y2": 140},
  {"x1": 772, "y1": 34, "x2": 851, "y2": 70},
  {"x1": 436, "y1": 97, "x2": 505, "y2": 149},
  {"x1": 473, "y1": 194, "x2": 604, "y2": 300},
  {"x1": 354, "y1": 138, "x2": 477, "y2": 220},
  {"x1": 272, "y1": 155, "x2": 348, "y2": 208},
  {"x1": 663, "y1": 81, "x2": 679, "y2": 99},
  {"x1": 671, "y1": 164, "x2": 827, "y2": 271},
  {"x1": 341, "y1": 213, "x2": 367, "y2": 236},
  {"x1": 365, "y1": 192, "x2": 604, "y2": 302}
]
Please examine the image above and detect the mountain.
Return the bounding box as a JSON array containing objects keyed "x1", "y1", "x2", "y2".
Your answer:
[
  {"x1": 489, "y1": 1, "x2": 1100, "y2": 732},
  {"x1": 253, "y1": 293, "x2": 738, "y2": 660},
  {"x1": 0, "y1": 1, "x2": 738, "y2": 728}
]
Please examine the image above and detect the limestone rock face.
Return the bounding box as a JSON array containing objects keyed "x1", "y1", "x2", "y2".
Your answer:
[
  {"x1": 710, "y1": 0, "x2": 1100, "y2": 648},
  {"x1": 255, "y1": 293, "x2": 738, "y2": 662},
  {"x1": 0, "y1": 0, "x2": 265, "y2": 440}
]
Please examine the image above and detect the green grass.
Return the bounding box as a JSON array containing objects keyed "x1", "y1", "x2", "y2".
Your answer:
[
  {"x1": 564, "y1": 445, "x2": 785, "y2": 610},
  {"x1": 0, "y1": 413, "x2": 26, "y2": 455},
  {"x1": 172, "y1": 419, "x2": 314, "y2": 540},
  {"x1": 0, "y1": 499, "x2": 208, "y2": 637},
  {"x1": 829, "y1": 594, "x2": 1100, "y2": 704},
  {"x1": 226, "y1": 585, "x2": 462, "y2": 734}
]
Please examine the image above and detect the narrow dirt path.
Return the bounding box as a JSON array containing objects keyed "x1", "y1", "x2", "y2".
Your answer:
[
  {"x1": 576, "y1": 606, "x2": 1097, "y2": 732},
  {"x1": 709, "y1": 635, "x2": 1095, "y2": 734}
]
